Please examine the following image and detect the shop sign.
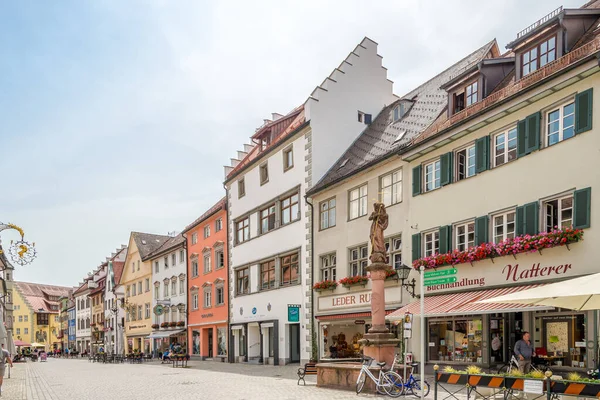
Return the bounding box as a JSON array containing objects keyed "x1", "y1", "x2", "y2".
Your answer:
[
  {"x1": 288, "y1": 304, "x2": 300, "y2": 322},
  {"x1": 318, "y1": 287, "x2": 402, "y2": 312},
  {"x1": 128, "y1": 324, "x2": 147, "y2": 330},
  {"x1": 201, "y1": 313, "x2": 213, "y2": 319},
  {"x1": 354, "y1": 320, "x2": 365, "y2": 325}
]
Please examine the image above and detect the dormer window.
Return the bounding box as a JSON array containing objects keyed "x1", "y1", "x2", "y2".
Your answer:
[
  {"x1": 522, "y1": 36, "x2": 556, "y2": 77},
  {"x1": 465, "y1": 81, "x2": 478, "y2": 107},
  {"x1": 453, "y1": 92, "x2": 465, "y2": 114},
  {"x1": 393, "y1": 103, "x2": 407, "y2": 122}
]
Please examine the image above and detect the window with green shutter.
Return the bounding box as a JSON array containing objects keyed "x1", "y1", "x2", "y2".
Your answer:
[
  {"x1": 438, "y1": 225, "x2": 452, "y2": 254},
  {"x1": 517, "y1": 112, "x2": 540, "y2": 157},
  {"x1": 475, "y1": 136, "x2": 490, "y2": 174},
  {"x1": 474, "y1": 216, "x2": 489, "y2": 245},
  {"x1": 440, "y1": 152, "x2": 453, "y2": 186},
  {"x1": 411, "y1": 233, "x2": 421, "y2": 261},
  {"x1": 412, "y1": 165, "x2": 422, "y2": 197},
  {"x1": 575, "y1": 88, "x2": 593, "y2": 134},
  {"x1": 573, "y1": 187, "x2": 591, "y2": 229},
  {"x1": 517, "y1": 120, "x2": 527, "y2": 158},
  {"x1": 523, "y1": 201, "x2": 539, "y2": 235}
]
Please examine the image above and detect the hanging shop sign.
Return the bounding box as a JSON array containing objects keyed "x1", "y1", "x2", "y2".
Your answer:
[
  {"x1": 288, "y1": 304, "x2": 300, "y2": 322},
  {"x1": 354, "y1": 320, "x2": 365, "y2": 325}
]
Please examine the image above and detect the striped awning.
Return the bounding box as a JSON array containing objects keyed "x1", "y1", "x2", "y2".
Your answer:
[{"x1": 386, "y1": 284, "x2": 552, "y2": 320}]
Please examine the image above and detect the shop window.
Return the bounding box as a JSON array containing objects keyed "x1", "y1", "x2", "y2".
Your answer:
[
  {"x1": 456, "y1": 145, "x2": 476, "y2": 181},
  {"x1": 454, "y1": 221, "x2": 475, "y2": 251},
  {"x1": 260, "y1": 260, "x2": 276, "y2": 290},
  {"x1": 192, "y1": 330, "x2": 200, "y2": 354},
  {"x1": 422, "y1": 231, "x2": 439, "y2": 257},
  {"x1": 428, "y1": 318, "x2": 482, "y2": 362},
  {"x1": 494, "y1": 127, "x2": 518, "y2": 167},
  {"x1": 239, "y1": 332, "x2": 247, "y2": 357},
  {"x1": 544, "y1": 195, "x2": 573, "y2": 231},
  {"x1": 534, "y1": 313, "x2": 586, "y2": 368},
  {"x1": 348, "y1": 184, "x2": 368, "y2": 220},
  {"x1": 385, "y1": 235, "x2": 402, "y2": 270},
  {"x1": 320, "y1": 253, "x2": 337, "y2": 281},
  {"x1": 280, "y1": 252, "x2": 299, "y2": 286},
  {"x1": 379, "y1": 169, "x2": 402, "y2": 206},
  {"x1": 546, "y1": 101, "x2": 575, "y2": 146},
  {"x1": 349, "y1": 244, "x2": 368, "y2": 277},
  {"x1": 268, "y1": 327, "x2": 275, "y2": 357},
  {"x1": 218, "y1": 327, "x2": 227, "y2": 356},
  {"x1": 236, "y1": 267, "x2": 249, "y2": 295},
  {"x1": 320, "y1": 197, "x2": 336, "y2": 230},
  {"x1": 492, "y1": 210, "x2": 516, "y2": 243}
]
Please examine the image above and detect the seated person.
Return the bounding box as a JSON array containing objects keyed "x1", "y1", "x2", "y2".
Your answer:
[{"x1": 162, "y1": 350, "x2": 171, "y2": 362}]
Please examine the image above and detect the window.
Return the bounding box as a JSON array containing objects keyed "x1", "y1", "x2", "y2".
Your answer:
[
  {"x1": 204, "y1": 225, "x2": 210, "y2": 238},
  {"x1": 164, "y1": 256, "x2": 169, "y2": 269},
  {"x1": 145, "y1": 303, "x2": 150, "y2": 319},
  {"x1": 349, "y1": 244, "x2": 368, "y2": 277},
  {"x1": 281, "y1": 193, "x2": 300, "y2": 225},
  {"x1": 455, "y1": 221, "x2": 475, "y2": 251},
  {"x1": 358, "y1": 111, "x2": 364, "y2": 123},
  {"x1": 544, "y1": 195, "x2": 573, "y2": 231},
  {"x1": 18, "y1": 315, "x2": 22, "y2": 322},
  {"x1": 131, "y1": 262, "x2": 134, "y2": 273},
  {"x1": 546, "y1": 101, "x2": 575, "y2": 146},
  {"x1": 494, "y1": 128, "x2": 518, "y2": 167},
  {"x1": 215, "y1": 218, "x2": 223, "y2": 232},
  {"x1": 137, "y1": 260, "x2": 140, "y2": 271},
  {"x1": 319, "y1": 197, "x2": 336, "y2": 230},
  {"x1": 236, "y1": 267, "x2": 249, "y2": 295},
  {"x1": 453, "y1": 91, "x2": 465, "y2": 114},
  {"x1": 126, "y1": 285, "x2": 130, "y2": 297},
  {"x1": 393, "y1": 103, "x2": 406, "y2": 121},
  {"x1": 192, "y1": 260, "x2": 199, "y2": 277},
  {"x1": 283, "y1": 146, "x2": 294, "y2": 171},
  {"x1": 423, "y1": 231, "x2": 440, "y2": 257},
  {"x1": 238, "y1": 178, "x2": 245, "y2": 198},
  {"x1": 260, "y1": 260, "x2": 276, "y2": 290},
  {"x1": 522, "y1": 36, "x2": 556, "y2": 77},
  {"x1": 456, "y1": 145, "x2": 476, "y2": 181},
  {"x1": 154, "y1": 285, "x2": 159, "y2": 299},
  {"x1": 24, "y1": 328, "x2": 28, "y2": 335},
  {"x1": 180, "y1": 279, "x2": 185, "y2": 294},
  {"x1": 171, "y1": 253, "x2": 176, "y2": 266},
  {"x1": 280, "y1": 253, "x2": 299, "y2": 286},
  {"x1": 349, "y1": 185, "x2": 368, "y2": 220},
  {"x1": 191, "y1": 233, "x2": 198, "y2": 245},
  {"x1": 180, "y1": 250, "x2": 185, "y2": 263},
  {"x1": 493, "y1": 210, "x2": 516, "y2": 244},
  {"x1": 215, "y1": 250, "x2": 224, "y2": 269},
  {"x1": 236, "y1": 217, "x2": 250, "y2": 244},
  {"x1": 16, "y1": 328, "x2": 20, "y2": 335},
  {"x1": 204, "y1": 290, "x2": 212, "y2": 308},
  {"x1": 380, "y1": 170, "x2": 402, "y2": 206},
  {"x1": 465, "y1": 81, "x2": 478, "y2": 107},
  {"x1": 171, "y1": 280, "x2": 176, "y2": 296},
  {"x1": 138, "y1": 305, "x2": 142, "y2": 321},
  {"x1": 145, "y1": 278, "x2": 150, "y2": 292},
  {"x1": 138, "y1": 281, "x2": 142, "y2": 295},
  {"x1": 203, "y1": 253, "x2": 211, "y2": 274},
  {"x1": 132, "y1": 284, "x2": 136, "y2": 296},
  {"x1": 260, "y1": 204, "x2": 276, "y2": 233},
  {"x1": 424, "y1": 160, "x2": 441, "y2": 191},
  {"x1": 320, "y1": 253, "x2": 337, "y2": 281},
  {"x1": 164, "y1": 282, "x2": 169, "y2": 297},
  {"x1": 260, "y1": 163, "x2": 269, "y2": 185},
  {"x1": 385, "y1": 235, "x2": 402, "y2": 269},
  {"x1": 24, "y1": 315, "x2": 28, "y2": 322},
  {"x1": 216, "y1": 287, "x2": 224, "y2": 305},
  {"x1": 192, "y1": 294, "x2": 199, "y2": 310}
]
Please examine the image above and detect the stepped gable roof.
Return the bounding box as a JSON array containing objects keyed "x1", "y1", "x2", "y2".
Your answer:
[
  {"x1": 307, "y1": 39, "x2": 496, "y2": 196},
  {"x1": 183, "y1": 197, "x2": 227, "y2": 234},
  {"x1": 14, "y1": 281, "x2": 72, "y2": 313},
  {"x1": 132, "y1": 232, "x2": 171, "y2": 261}
]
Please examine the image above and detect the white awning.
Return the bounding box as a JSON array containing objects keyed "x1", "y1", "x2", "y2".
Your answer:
[
  {"x1": 231, "y1": 325, "x2": 243, "y2": 330},
  {"x1": 261, "y1": 322, "x2": 274, "y2": 329},
  {"x1": 147, "y1": 329, "x2": 185, "y2": 339}
]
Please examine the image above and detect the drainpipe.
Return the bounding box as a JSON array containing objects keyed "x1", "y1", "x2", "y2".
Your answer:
[{"x1": 304, "y1": 194, "x2": 316, "y2": 362}]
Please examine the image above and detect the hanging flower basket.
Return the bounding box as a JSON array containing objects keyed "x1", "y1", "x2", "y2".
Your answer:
[
  {"x1": 413, "y1": 228, "x2": 584, "y2": 270},
  {"x1": 312, "y1": 280, "x2": 338, "y2": 292},
  {"x1": 339, "y1": 276, "x2": 369, "y2": 288}
]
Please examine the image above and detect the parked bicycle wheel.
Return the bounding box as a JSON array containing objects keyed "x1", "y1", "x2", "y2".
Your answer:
[
  {"x1": 356, "y1": 370, "x2": 366, "y2": 394},
  {"x1": 410, "y1": 379, "x2": 430, "y2": 397},
  {"x1": 380, "y1": 371, "x2": 404, "y2": 398},
  {"x1": 497, "y1": 364, "x2": 511, "y2": 374}
]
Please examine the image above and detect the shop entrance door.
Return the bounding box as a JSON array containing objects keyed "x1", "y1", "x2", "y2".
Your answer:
[
  {"x1": 290, "y1": 324, "x2": 300, "y2": 363},
  {"x1": 208, "y1": 328, "x2": 214, "y2": 358},
  {"x1": 489, "y1": 317, "x2": 506, "y2": 366}
]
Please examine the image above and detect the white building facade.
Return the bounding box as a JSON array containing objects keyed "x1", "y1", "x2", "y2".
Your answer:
[
  {"x1": 225, "y1": 37, "x2": 397, "y2": 365},
  {"x1": 104, "y1": 246, "x2": 127, "y2": 355},
  {"x1": 74, "y1": 282, "x2": 92, "y2": 353}
]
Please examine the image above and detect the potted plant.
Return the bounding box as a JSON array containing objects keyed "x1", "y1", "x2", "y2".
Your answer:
[
  {"x1": 384, "y1": 269, "x2": 399, "y2": 281},
  {"x1": 151, "y1": 324, "x2": 159, "y2": 329},
  {"x1": 339, "y1": 275, "x2": 369, "y2": 288},
  {"x1": 160, "y1": 322, "x2": 169, "y2": 328},
  {"x1": 313, "y1": 280, "x2": 338, "y2": 292},
  {"x1": 176, "y1": 321, "x2": 185, "y2": 327}
]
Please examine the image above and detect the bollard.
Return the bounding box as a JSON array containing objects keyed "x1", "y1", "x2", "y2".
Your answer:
[
  {"x1": 434, "y1": 364, "x2": 439, "y2": 400},
  {"x1": 545, "y1": 370, "x2": 553, "y2": 400}
]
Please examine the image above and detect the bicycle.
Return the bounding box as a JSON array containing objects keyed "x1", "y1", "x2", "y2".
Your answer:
[
  {"x1": 356, "y1": 355, "x2": 404, "y2": 397},
  {"x1": 390, "y1": 358, "x2": 431, "y2": 397},
  {"x1": 497, "y1": 354, "x2": 550, "y2": 374}
]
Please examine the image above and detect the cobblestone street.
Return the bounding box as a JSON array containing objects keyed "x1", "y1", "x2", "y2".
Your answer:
[{"x1": 1, "y1": 359, "x2": 384, "y2": 399}]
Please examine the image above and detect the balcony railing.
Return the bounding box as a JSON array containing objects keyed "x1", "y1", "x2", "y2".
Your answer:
[{"x1": 517, "y1": 6, "x2": 562, "y2": 39}]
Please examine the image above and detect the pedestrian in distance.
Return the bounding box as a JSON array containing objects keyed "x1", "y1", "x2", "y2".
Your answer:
[
  {"x1": 0, "y1": 344, "x2": 14, "y2": 397},
  {"x1": 514, "y1": 331, "x2": 535, "y2": 373}
]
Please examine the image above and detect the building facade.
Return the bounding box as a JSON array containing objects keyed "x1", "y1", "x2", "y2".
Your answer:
[
  {"x1": 148, "y1": 234, "x2": 186, "y2": 356},
  {"x1": 224, "y1": 37, "x2": 398, "y2": 365},
  {"x1": 74, "y1": 277, "x2": 93, "y2": 353},
  {"x1": 68, "y1": 305, "x2": 76, "y2": 350},
  {"x1": 104, "y1": 254, "x2": 126, "y2": 355},
  {"x1": 90, "y1": 275, "x2": 106, "y2": 353},
  {"x1": 0, "y1": 250, "x2": 15, "y2": 353},
  {"x1": 184, "y1": 198, "x2": 228, "y2": 360}
]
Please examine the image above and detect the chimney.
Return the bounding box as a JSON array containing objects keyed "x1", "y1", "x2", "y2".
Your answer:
[{"x1": 272, "y1": 113, "x2": 284, "y2": 121}]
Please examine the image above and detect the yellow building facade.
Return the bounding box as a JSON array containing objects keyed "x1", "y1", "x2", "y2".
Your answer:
[{"x1": 121, "y1": 232, "x2": 170, "y2": 354}]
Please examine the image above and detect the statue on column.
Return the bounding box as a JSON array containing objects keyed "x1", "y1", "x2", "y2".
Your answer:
[{"x1": 369, "y1": 202, "x2": 389, "y2": 264}]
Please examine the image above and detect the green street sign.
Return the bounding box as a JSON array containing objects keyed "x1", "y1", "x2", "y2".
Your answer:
[
  {"x1": 423, "y1": 276, "x2": 457, "y2": 286},
  {"x1": 424, "y1": 268, "x2": 457, "y2": 279}
]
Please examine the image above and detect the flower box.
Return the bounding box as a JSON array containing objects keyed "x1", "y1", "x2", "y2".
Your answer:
[
  {"x1": 169, "y1": 322, "x2": 177, "y2": 328},
  {"x1": 413, "y1": 228, "x2": 583, "y2": 270},
  {"x1": 384, "y1": 269, "x2": 399, "y2": 281},
  {"x1": 160, "y1": 322, "x2": 169, "y2": 328},
  {"x1": 151, "y1": 324, "x2": 159, "y2": 329},
  {"x1": 339, "y1": 276, "x2": 369, "y2": 288},
  {"x1": 313, "y1": 280, "x2": 338, "y2": 292},
  {"x1": 176, "y1": 321, "x2": 185, "y2": 327}
]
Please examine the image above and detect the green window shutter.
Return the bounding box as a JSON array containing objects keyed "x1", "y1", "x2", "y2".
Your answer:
[
  {"x1": 525, "y1": 112, "x2": 540, "y2": 154},
  {"x1": 474, "y1": 216, "x2": 489, "y2": 245},
  {"x1": 411, "y1": 233, "x2": 422, "y2": 261},
  {"x1": 438, "y1": 225, "x2": 452, "y2": 254},
  {"x1": 475, "y1": 136, "x2": 490, "y2": 174},
  {"x1": 517, "y1": 120, "x2": 527, "y2": 158},
  {"x1": 523, "y1": 201, "x2": 539, "y2": 235},
  {"x1": 516, "y1": 206, "x2": 525, "y2": 236},
  {"x1": 573, "y1": 187, "x2": 592, "y2": 229},
  {"x1": 412, "y1": 165, "x2": 422, "y2": 197},
  {"x1": 575, "y1": 88, "x2": 593, "y2": 134},
  {"x1": 440, "y1": 152, "x2": 453, "y2": 186}
]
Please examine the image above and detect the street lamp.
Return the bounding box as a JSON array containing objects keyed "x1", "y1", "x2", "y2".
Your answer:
[
  {"x1": 397, "y1": 264, "x2": 417, "y2": 298},
  {"x1": 110, "y1": 301, "x2": 120, "y2": 356}
]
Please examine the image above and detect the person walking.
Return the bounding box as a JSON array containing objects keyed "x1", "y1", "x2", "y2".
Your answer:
[
  {"x1": 514, "y1": 331, "x2": 535, "y2": 373},
  {"x1": 0, "y1": 344, "x2": 14, "y2": 397}
]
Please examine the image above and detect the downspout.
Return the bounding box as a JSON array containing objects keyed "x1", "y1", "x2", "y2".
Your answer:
[{"x1": 304, "y1": 194, "x2": 316, "y2": 361}]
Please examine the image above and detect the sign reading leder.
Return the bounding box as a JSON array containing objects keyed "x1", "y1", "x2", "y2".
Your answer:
[{"x1": 317, "y1": 286, "x2": 402, "y2": 312}]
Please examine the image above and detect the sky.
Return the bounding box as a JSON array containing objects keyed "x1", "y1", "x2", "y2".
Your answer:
[{"x1": 0, "y1": 0, "x2": 584, "y2": 286}]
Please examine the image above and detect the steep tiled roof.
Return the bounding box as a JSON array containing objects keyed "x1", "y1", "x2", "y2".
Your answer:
[
  {"x1": 15, "y1": 281, "x2": 72, "y2": 313},
  {"x1": 146, "y1": 234, "x2": 186, "y2": 260},
  {"x1": 89, "y1": 277, "x2": 106, "y2": 296},
  {"x1": 112, "y1": 261, "x2": 125, "y2": 286},
  {"x1": 132, "y1": 232, "x2": 171, "y2": 261},
  {"x1": 307, "y1": 39, "x2": 496, "y2": 195},
  {"x1": 182, "y1": 197, "x2": 227, "y2": 233}
]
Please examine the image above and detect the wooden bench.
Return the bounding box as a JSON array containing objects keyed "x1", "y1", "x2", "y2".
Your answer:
[
  {"x1": 297, "y1": 363, "x2": 318, "y2": 385},
  {"x1": 172, "y1": 356, "x2": 188, "y2": 368}
]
